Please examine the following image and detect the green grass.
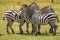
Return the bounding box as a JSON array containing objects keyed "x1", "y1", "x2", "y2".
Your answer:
[{"x1": 0, "y1": 0, "x2": 60, "y2": 40}]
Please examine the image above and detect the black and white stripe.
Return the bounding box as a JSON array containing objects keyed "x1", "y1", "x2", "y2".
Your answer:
[
  {"x1": 31, "y1": 11, "x2": 58, "y2": 25},
  {"x1": 40, "y1": 13, "x2": 57, "y2": 24},
  {"x1": 3, "y1": 3, "x2": 40, "y2": 34},
  {"x1": 31, "y1": 12, "x2": 58, "y2": 35},
  {"x1": 19, "y1": 4, "x2": 59, "y2": 35},
  {"x1": 3, "y1": 10, "x2": 21, "y2": 21},
  {"x1": 3, "y1": 10, "x2": 23, "y2": 33}
]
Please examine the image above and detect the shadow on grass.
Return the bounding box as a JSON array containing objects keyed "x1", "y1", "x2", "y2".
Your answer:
[
  {"x1": 1, "y1": 32, "x2": 60, "y2": 36},
  {"x1": 0, "y1": 34, "x2": 3, "y2": 36},
  {"x1": 16, "y1": 33, "x2": 51, "y2": 36},
  {"x1": 15, "y1": 32, "x2": 60, "y2": 36},
  {"x1": 16, "y1": 33, "x2": 32, "y2": 36}
]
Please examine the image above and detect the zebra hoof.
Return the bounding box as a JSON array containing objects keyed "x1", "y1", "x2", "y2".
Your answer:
[
  {"x1": 35, "y1": 32, "x2": 38, "y2": 36},
  {"x1": 53, "y1": 33, "x2": 56, "y2": 35},
  {"x1": 7, "y1": 31, "x2": 10, "y2": 34},
  {"x1": 49, "y1": 29, "x2": 53, "y2": 33},
  {"x1": 31, "y1": 30, "x2": 36, "y2": 34},
  {"x1": 12, "y1": 32, "x2": 14, "y2": 34},
  {"x1": 20, "y1": 31, "x2": 23, "y2": 34},
  {"x1": 20, "y1": 32, "x2": 23, "y2": 34},
  {"x1": 31, "y1": 31, "x2": 34, "y2": 34},
  {"x1": 12, "y1": 30, "x2": 15, "y2": 34},
  {"x1": 26, "y1": 31, "x2": 29, "y2": 33},
  {"x1": 37, "y1": 32, "x2": 41, "y2": 35},
  {"x1": 35, "y1": 33, "x2": 37, "y2": 36}
]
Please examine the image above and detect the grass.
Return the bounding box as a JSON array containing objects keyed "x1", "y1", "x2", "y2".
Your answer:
[{"x1": 0, "y1": 0, "x2": 60, "y2": 40}]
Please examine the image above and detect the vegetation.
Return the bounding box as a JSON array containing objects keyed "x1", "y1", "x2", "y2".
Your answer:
[{"x1": 0, "y1": 0, "x2": 60, "y2": 40}]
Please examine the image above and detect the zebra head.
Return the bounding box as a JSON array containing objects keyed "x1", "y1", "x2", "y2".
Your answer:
[{"x1": 29, "y1": 2, "x2": 40, "y2": 11}]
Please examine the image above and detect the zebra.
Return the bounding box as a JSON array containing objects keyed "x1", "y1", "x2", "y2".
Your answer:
[
  {"x1": 3, "y1": 10, "x2": 21, "y2": 34},
  {"x1": 31, "y1": 6, "x2": 59, "y2": 35},
  {"x1": 28, "y1": 2, "x2": 40, "y2": 33},
  {"x1": 29, "y1": 3, "x2": 59, "y2": 34},
  {"x1": 20, "y1": 4, "x2": 59, "y2": 35},
  {"x1": 20, "y1": 4, "x2": 35, "y2": 34},
  {"x1": 18, "y1": 2, "x2": 40, "y2": 34},
  {"x1": 2, "y1": 2, "x2": 40, "y2": 34},
  {"x1": 40, "y1": 6, "x2": 59, "y2": 33},
  {"x1": 3, "y1": 9, "x2": 31, "y2": 34}
]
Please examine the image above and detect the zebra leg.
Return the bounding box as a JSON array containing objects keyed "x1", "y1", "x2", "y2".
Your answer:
[
  {"x1": 19, "y1": 21, "x2": 25, "y2": 34},
  {"x1": 32, "y1": 22, "x2": 37, "y2": 36},
  {"x1": 31, "y1": 24, "x2": 34, "y2": 34},
  {"x1": 49, "y1": 22, "x2": 53, "y2": 33},
  {"x1": 26, "y1": 22, "x2": 29, "y2": 33},
  {"x1": 9, "y1": 20, "x2": 14, "y2": 34},
  {"x1": 49, "y1": 22, "x2": 58, "y2": 35},
  {"x1": 31, "y1": 23, "x2": 37, "y2": 34},
  {"x1": 37, "y1": 24, "x2": 41, "y2": 35},
  {"x1": 6, "y1": 20, "x2": 14, "y2": 34},
  {"x1": 49, "y1": 27, "x2": 53, "y2": 33},
  {"x1": 31, "y1": 24, "x2": 40, "y2": 35},
  {"x1": 53, "y1": 24, "x2": 58, "y2": 35},
  {"x1": 6, "y1": 21, "x2": 10, "y2": 33}
]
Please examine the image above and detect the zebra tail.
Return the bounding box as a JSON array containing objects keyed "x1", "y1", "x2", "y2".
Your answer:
[
  {"x1": 57, "y1": 17, "x2": 59, "y2": 23},
  {"x1": 2, "y1": 16, "x2": 5, "y2": 21}
]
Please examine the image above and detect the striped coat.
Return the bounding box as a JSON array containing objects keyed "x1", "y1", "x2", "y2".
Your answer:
[
  {"x1": 3, "y1": 10, "x2": 22, "y2": 22},
  {"x1": 30, "y1": 7, "x2": 59, "y2": 35},
  {"x1": 31, "y1": 12, "x2": 58, "y2": 25}
]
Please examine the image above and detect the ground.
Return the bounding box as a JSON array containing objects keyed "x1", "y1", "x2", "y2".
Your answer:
[{"x1": 0, "y1": 0, "x2": 60, "y2": 40}]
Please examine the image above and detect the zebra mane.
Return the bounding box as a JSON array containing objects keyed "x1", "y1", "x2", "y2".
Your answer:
[
  {"x1": 41, "y1": 6, "x2": 51, "y2": 11},
  {"x1": 29, "y1": 2, "x2": 37, "y2": 7},
  {"x1": 29, "y1": 2, "x2": 40, "y2": 11},
  {"x1": 40, "y1": 5, "x2": 55, "y2": 14},
  {"x1": 21, "y1": 4, "x2": 35, "y2": 12}
]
